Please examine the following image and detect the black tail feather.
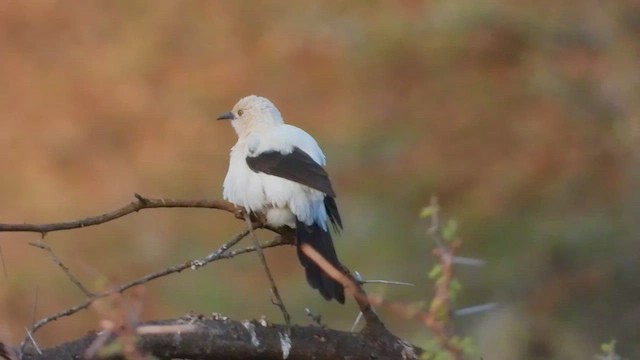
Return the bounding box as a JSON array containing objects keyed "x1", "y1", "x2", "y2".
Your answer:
[
  {"x1": 324, "y1": 196, "x2": 343, "y2": 233},
  {"x1": 295, "y1": 220, "x2": 345, "y2": 303}
]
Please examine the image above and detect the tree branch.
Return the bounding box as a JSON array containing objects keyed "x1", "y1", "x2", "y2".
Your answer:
[
  {"x1": 0, "y1": 194, "x2": 237, "y2": 235},
  {"x1": 23, "y1": 317, "x2": 423, "y2": 360},
  {"x1": 3, "y1": 193, "x2": 389, "y2": 354}
]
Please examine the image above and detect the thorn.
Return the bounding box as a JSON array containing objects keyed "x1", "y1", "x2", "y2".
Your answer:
[
  {"x1": 452, "y1": 256, "x2": 485, "y2": 267},
  {"x1": 353, "y1": 271, "x2": 364, "y2": 283},
  {"x1": 361, "y1": 280, "x2": 415, "y2": 287},
  {"x1": 454, "y1": 303, "x2": 499, "y2": 317},
  {"x1": 23, "y1": 328, "x2": 41, "y2": 355},
  {"x1": 134, "y1": 193, "x2": 149, "y2": 205},
  {"x1": 350, "y1": 311, "x2": 364, "y2": 332},
  {"x1": 304, "y1": 308, "x2": 323, "y2": 327},
  {"x1": 352, "y1": 271, "x2": 414, "y2": 287}
]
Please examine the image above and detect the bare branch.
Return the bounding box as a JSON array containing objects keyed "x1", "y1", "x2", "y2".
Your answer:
[
  {"x1": 0, "y1": 195, "x2": 237, "y2": 235},
  {"x1": 28, "y1": 241, "x2": 93, "y2": 297},
  {"x1": 23, "y1": 227, "x2": 285, "y2": 346},
  {"x1": 299, "y1": 245, "x2": 390, "y2": 336},
  {"x1": 22, "y1": 227, "x2": 296, "y2": 351},
  {"x1": 242, "y1": 213, "x2": 291, "y2": 333}
]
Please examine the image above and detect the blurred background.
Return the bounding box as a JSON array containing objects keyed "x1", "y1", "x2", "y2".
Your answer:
[{"x1": 0, "y1": 1, "x2": 638, "y2": 359}]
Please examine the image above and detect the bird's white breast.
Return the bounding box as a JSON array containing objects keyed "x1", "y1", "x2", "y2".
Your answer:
[{"x1": 222, "y1": 126, "x2": 329, "y2": 229}]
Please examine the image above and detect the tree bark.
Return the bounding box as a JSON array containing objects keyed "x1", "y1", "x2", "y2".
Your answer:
[{"x1": 23, "y1": 317, "x2": 422, "y2": 360}]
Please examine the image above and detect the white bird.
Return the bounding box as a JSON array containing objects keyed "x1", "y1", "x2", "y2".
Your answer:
[{"x1": 217, "y1": 95, "x2": 345, "y2": 303}]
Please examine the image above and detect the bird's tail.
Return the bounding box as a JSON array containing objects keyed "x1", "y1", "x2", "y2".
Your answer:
[{"x1": 295, "y1": 220, "x2": 345, "y2": 303}]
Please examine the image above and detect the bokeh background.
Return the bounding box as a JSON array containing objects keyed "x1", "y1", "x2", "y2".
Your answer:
[{"x1": 1, "y1": 1, "x2": 639, "y2": 359}]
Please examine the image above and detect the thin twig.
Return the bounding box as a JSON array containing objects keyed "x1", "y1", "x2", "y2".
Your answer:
[
  {"x1": 21, "y1": 228, "x2": 266, "y2": 348},
  {"x1": 21, "y1": 229, "x2": 293, "y2": 351},
  {"x1": 30, "y1": 288, "x2": 39, "y2": 331},
  {"x1": 0, "y1": 195, "x2": 238, "y2": 235},
  {"x1": 20, "y1": 288, "x2": 40, "y2": 356},
  {"x1": 299, "y1": 245, "x2": 390, "y2": 335},
  {"x1": 242, "y1": 213, "x2": 291, "y2": 334},
  {"x1": 215, "y1": 235, "x2": 293, "y2": 259},
  {"x1": 23, "y1": 329, "x2": 41, "y2": 355},
  {"x1": 28, "y1": 241, "x2": 93, "y2": 297}
]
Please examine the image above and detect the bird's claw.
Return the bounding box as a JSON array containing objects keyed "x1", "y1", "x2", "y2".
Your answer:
[
  {"x1": 254, "y1": 212, "x2": 268, "y2": 227},
  {"x1": 234, "y1": 207, "x2": 268, "y2": 227},
  {"x1": 233, "y1": 208, "x2": 247, "y2": 220}
]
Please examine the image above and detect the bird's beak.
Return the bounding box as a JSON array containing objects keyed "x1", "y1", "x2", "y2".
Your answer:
[{"x1": 216, "y1": 112, "x2": 236, "y2": 121}]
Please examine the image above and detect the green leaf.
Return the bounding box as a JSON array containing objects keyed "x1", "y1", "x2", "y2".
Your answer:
[
  {"x1": 420, "y1": 206, "x2": 435, "y2": 219},
  {"x1": 442, "y1": 219, "x2": 458, "y2": 241},
  {"x1": 600, "y1": 339, "x2": 615, "y2": 354},
  {"x1": 428, "y1": 264, "x2": 442, "y2": 279},
  {"x1": 449, "y1": 278, "x2": 462, "y2": 299}
]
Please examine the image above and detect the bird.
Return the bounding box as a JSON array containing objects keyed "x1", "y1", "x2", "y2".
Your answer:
[{"x1": 217, "y1": 95, "x2": 345, "y2": 303}]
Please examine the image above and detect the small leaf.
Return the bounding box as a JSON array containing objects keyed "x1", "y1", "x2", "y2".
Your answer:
[
  {"x1": 428, "y1": 264, "x2": 442, "y2": 279},
  {"x1": 600, "y1": 339, "x2": 615, "y2": 354},
  {"x1": 420, "y1": 206, "x2": 435, "y2": 219},
  {"x1": 450, "y1": 278, "x2": 462, "y2": 297},
  {"x1": 442, "y1": 219, "x2": 458, "y2": 241}
]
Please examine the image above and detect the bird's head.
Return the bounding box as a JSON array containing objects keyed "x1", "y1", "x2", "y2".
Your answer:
[{"x1": 217, "y1": 95, "x2": 284, "y2": 137}]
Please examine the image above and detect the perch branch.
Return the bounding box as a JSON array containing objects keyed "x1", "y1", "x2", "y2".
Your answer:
[
  {"x1": 0, "y1": 194, "x2": 238, "y2": 235},
  {"x1": 4, "y1": 193, "x2": 391, "y2": 352},
  {"x1": 23, "y1": 317, "x2": 423, "y2": 360}
]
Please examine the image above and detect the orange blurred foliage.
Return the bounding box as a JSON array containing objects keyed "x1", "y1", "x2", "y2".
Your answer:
[{"x1": 0, "y1": 1, "x2": 639, "y2": 358}]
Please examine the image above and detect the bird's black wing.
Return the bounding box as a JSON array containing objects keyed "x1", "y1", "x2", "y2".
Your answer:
[
  {"x1": 249, "y1": 147, "x2": 346, "y2": 303},
  {"x1": 246, "y1": 147, "x2": 342, "y2": 231},
  {"x1": 246, "y1": 147, "x2": 336, "y2": 198}
]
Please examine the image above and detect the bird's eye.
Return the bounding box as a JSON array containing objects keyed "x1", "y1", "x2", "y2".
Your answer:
[{"x1": 237, "y1": 109, "x2": 244, "y2": 116}]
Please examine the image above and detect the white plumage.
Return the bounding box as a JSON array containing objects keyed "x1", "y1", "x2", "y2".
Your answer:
[
  {"x1": 223, "y1": 123, "x2": 328, "y2": 229},
  {"x1": 217, "y1": 95, "x2": 345, "y2": 303}
]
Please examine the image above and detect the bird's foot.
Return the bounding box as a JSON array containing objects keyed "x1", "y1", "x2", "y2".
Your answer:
[
  {"x1": 233, "y1": 207, "x2": 247, "y2": 220},
  {"x1": 233, "y1": 208, "x2": 268, "y2": 227},
  {"x1": 253, "y1": 212, "x2": 268, "y2": 227}
]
